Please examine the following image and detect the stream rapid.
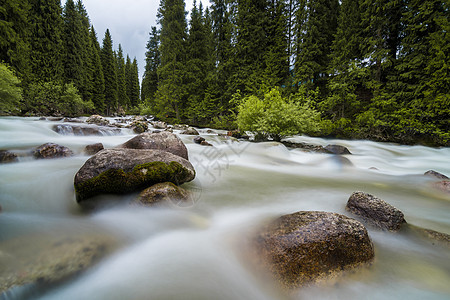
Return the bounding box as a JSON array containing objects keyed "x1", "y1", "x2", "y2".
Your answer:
[{"x1": 0, "y1": 116, "x2": 449, "y2": 300}]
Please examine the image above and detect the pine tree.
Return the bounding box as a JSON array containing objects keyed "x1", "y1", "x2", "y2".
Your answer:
[
  {"x1": 129, "y1": 57, "x2": 141, "y2": 107},
  {"x1": 76, "y1": 0, "x2": 93, "y2": 102},
  {"x1": 0, "y1": 0, "x2": 31, "y2": 80},
  {"x1": 62, "y1": 0, "x2": 84, "y2": 89},
  {"x1": 28, "y1": 0, "x2": 64, "y2": 82},
  {"x1": 89, "y1": 26, "x2": 105, "y2": 112},
  {"x1": 101, "y1": 29, "x2": 118, "y2": 115},
  {"x1": 294, "y1": 0, "x2": 339, "y2": 86},
  {"x1": 141, "y1": 26, "x2": 160, "y2": 103},
  {"x1": 155, "y1": 0, "x2": 188, "y2": 120},
  {"x1": 116, "y1": 44, "x2": 130, "y2": 110}
]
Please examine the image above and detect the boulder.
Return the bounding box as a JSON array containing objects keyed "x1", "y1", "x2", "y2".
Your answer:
[
  {"x1": 193, "y1": 136, "x2": 205, "y2": 144},
  {"x1": 84, "y1": 143, "x2": 104, "y2": 155},
  {"x1": 33, "y1": 143, "x2": 73, "y2": 159},
  {"x1": 253, "y1": 211, "x2": 374, "y2": 289},
  {"x1": 136, "y1": 182, "x2": 190, "y2": 207},
  {"x1": 130, "y1": 120, "x2": 148, "y2": 134},
  {"x1": 152, "y1": 121, "x2": 167, "y2": 129},
  {"x1": 0, "y1": 232, "x2": 117, "y2": 294},
  {"x1": 0, "y1": 150, "x2": 18, "y2": 164},
  {"x1": 74, "y1": 148, "x2": 195, "y2": 202},
  {"x1": 431, "y1": 180, "x2": 450, "y2": 194},
  {"x1": 346, "y1": 192, "x2": 406, "y2": 231},
  {"x1": 86, "y1": 115, "x2": 109, "y2": 126},
  {"x1": 119, "y1": 131, "x2": 189, "y2": 160},
  {"x1": 52, "y1": 124, "x2": 121, "y2": 136},
  {"x1": 181, "y1": 127, "x2": 199, "y2": 135},
  {"x1": 424, "y1": 170, "x2": 449, "y2": 180},
  {"x1": 324, "y1": 144, "x2": 352, "y2": 155}
]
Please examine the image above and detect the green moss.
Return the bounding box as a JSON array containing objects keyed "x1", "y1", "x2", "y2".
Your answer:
[{"x1": 75, "y1": 161, "x2": 193, "y2": 202}]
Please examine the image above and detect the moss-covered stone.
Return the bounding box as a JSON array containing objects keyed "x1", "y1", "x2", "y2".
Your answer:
[{"x1": 74, "y1": 148, "x2": 195, "y2": 202}]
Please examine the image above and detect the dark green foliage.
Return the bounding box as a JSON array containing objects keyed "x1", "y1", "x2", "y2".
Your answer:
[
  {"x1": 101, "y1": 29, "x2": 118, "y2": 115},
  {"x1": 116, "y1": 44, "x2": 130, "y2": 110},
  {"x1": 129, "y1": 57, "x2": 141, "y2": 108},
  {"x1": 89, "y1": 26, "x2": 105, "y2": 112},
  {"x1": 28, "y1": 0, "x2": 64, "y2": 83},
  {"x1": 154, "y1": 0, "x2": 188, "y2": 121},
  {"x1": 0, "y1": 0, "x2": 31, "y2": 80},
  {"x1": 141, "y1": 26, "x2": 160, "y2": 103}
]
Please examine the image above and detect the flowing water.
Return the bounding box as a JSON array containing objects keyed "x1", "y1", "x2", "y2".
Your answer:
[{"x1": 0, "y1": 117, "x2": 449, "y2": 300}]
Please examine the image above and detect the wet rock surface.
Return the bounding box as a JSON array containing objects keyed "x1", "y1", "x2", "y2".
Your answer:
[
  {"x1": 136, "y1": 182, "x2": 191, "y2": 207},
  {"x1": 253, "y1": 211, "x2": 374, "y2": 289},
  {"x1": 52, "y1": 124, "x2": 121, "y2": 136},
  {"x1": 424, "y1": 170, "x2": 449, "y2": 180},
  {"x1": 181, "y1": 127, "x2": 199, "y2": 135},
  {"x1": 0, "y1": 232, "x2": 118, "y2": 294},
  {"x1": 346, "y1": 192, "x2": 406, "y2": 231},
  {"x1": 33, "y1": 143, "x2": 74, "y2": 159},
  {"x1": 86, "y1": 115, "x2": 110, "y2": 126},
  {"x1": 119, "y1": 131, "x2": 189, "y2": 160},
  {"x1": 84, "y1": 143, "x2": 104, "y2": 155},
  {"x1": 74, "y1": 148, "x2": 195, "y2": 202},
  {"x1": 324, "y1": 144, "x2": 352, "y2": 155},
  {"x1": 0, "y1": 150, "x2": 18, "y2": 163}
]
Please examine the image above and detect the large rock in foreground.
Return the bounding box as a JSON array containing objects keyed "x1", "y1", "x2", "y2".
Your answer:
[
  {"x1": 119, "y1": 131, "x2": 189, "y2": 160},
  {"x1": 346, "y1": 191, "x2": 406, "y2": 231},
  {"x1": 74, "y1": 148, "x2": 195, "y2": 202},
  {"x1": 253, "y1": 211, "x2": 374, "y2": 289}
]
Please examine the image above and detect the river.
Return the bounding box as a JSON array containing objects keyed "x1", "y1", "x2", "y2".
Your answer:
[{"x1": 0, "y1": 116, "x2": 449, "y2": 299}]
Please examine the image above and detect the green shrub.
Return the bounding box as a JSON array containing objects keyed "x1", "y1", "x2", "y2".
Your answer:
[
  {"x1": 0, "y1": 63, "x2": 22, "y2": 114},
  {"x1": 237, "y1": 88, "x2": 322, "y2": 141}
]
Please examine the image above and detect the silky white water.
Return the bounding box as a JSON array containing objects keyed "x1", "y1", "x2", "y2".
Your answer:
[{"x1": 0, "y1": 117, "x2": 449, "y2": 300}]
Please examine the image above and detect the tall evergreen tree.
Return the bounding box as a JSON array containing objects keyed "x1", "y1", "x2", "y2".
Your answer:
[
  {"x1": 155, "y1": 0, "x2": 188, "y2": 120},
  {"x1": 0, "y1": 0, "x2": 31, "y2": 80},
  {"x1": 62, "y1": 0, "x2": 84, "y2": 90},
  {"x1": 76, "y1": 0, "x2": 93, "y2": 102},
  {"x1": 116, "y1": 44, "x2": 130, "y2": 110},
  {"x1": 28, "y1": 0, "x2": 64, "y2": 82},
  {"x1": 141, "y1": 26, "x2": 160, "y2": 103},
  {"x1": 101, "y1": 29, "x2": 118, "y2": 115},
  {"x1": 89, "y1": 25, "x2": 105, "y2": 112},
  {"x1": 294, "y1": 0, "x2": 339, "y2": 86},
  {"x1": 129, "y1": 57, "x2": 141, "y2": 107}
]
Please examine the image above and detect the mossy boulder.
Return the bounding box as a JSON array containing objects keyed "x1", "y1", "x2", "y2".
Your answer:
[
  {"x1": 74, "y1": 148, "x2": 195, "y2": 202},
  {"x1": 346, "y1": 191, "x2": 406, "y2": 231},
  {"x1": 136, "y1": 182, "x2": 191, "y2": 207},
  {"x1": 86, "y1": 114, "x2": 109, "y2": 126},
  {"x1": 253, "y1": 211, "x2": 374, "y2": 289},
  {"x1": 119, "y1": 131, "x2": 189, "y2": 160}
]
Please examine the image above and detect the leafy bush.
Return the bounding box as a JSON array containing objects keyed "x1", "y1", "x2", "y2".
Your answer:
[
  {"x1": 0, "y1": 63, "x2": 22, "y2": 114},
  {"x1": 237, "y1": 88, "x2": 322, "y2": 141},
  {"x1": 23, "y1": 82, "x2": 94, "y2": 116}
]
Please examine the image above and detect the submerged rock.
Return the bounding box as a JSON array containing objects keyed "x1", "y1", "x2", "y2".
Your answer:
[
  {"x1": 253, "y1": 211, "x2": 374, "y2": 289},
  {"x1": 346, "y1": 192, "x2": 406, "y2": 231},
  {"x1": 52, "y1": 124, "x2": 121, "y2": 136},
  {"x1": 0, "y1": 232, "x2": 117, "y2": 294},
  {"x1": 324, "y1": 144, "x2": 352, "y2": 155},
  {"x1": 86, "y1": 115, "x2": 109, "y2": 126},
  {"x1": 74, "y1": 148, "x2": 195, "y2": 202},
  {"x1": 424, "y1": 170, "x2": 449, "y2": 180},
  {"x1": 136, "y1": 182, "x2": 191, "y2": 207},
  {"x1": 0, "y1": 150, "x2": 18, "y2": 164},
  {"x1": 33, "y1": 143, "x2": 73, "y2": 159},
  {"x1": 193, "y1": 136, "x2": 213, "y2": 146},
  {"x1": 431, "y1": 180, "x2": 450, "y2": 194},
  {"x1": 84, "y1": 143, "x2": 104, "y2": 155},
  {"x1": 119, "y1": 131, "x2": 189, "y2": 160}
]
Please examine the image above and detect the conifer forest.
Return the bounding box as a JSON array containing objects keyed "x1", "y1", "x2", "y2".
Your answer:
[{"x1": 1, "y1": 0, "x2": 449, "y2": 146}]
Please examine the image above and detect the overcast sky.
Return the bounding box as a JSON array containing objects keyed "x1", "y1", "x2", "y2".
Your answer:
[{"x1": 61, "y1": 0, "x2": 210, "y2": 82}]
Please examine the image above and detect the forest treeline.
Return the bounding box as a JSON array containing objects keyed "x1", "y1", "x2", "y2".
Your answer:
[
  {"x1": 140, "y1": 0, "x2": 449, "y2": 145},
  {"x1": 0, "y1": 0, "x2": 140, "y2": 116},
  {"x1": 1, "y1": 0, "x2": 449, "y2": 145}
]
